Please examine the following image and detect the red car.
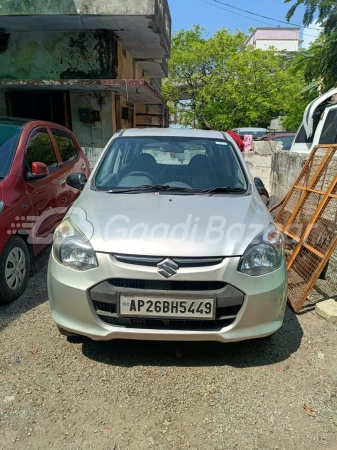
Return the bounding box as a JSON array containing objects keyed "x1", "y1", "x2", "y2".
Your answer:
[{"x1": 0, "y1": 117, "x2": 90, "y2": 304}]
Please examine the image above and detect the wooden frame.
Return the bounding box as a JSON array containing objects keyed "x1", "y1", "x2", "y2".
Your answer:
[{"x1": 273, "y1": 145, "x2": 337, "y2": 312}]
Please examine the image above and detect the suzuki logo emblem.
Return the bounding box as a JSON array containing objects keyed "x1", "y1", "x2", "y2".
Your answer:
[{"x1": 157, "y1": 258, "x2": 179, "y2": 279}]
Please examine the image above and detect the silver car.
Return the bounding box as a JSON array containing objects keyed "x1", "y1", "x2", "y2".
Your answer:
[{"x1": 48, "y1": 128, "x2": 287, "y2": 343}]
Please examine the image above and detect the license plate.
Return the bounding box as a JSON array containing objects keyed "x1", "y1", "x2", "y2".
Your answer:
[{"x1": 119, "y1": 296, "x2": 215, "y2": 320}]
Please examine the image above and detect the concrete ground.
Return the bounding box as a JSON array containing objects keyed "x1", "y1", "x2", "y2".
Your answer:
[{"x1": 1, "y1": 249, "x2": 337, "y2": 450}]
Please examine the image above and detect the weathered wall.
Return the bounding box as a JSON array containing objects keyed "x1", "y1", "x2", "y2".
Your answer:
[
  {"x1": 135, "y1": 104, "x2": 165, "y2": 127},
  {"x1": 0, "y1": 30, "x2": 118, "y2": 80},
  {"x1": 243, "y1": 142, "x2": 307, "y2": 205},
  {"x1": 0, "y1": 0, "x2": 171, "y2": 77},
  {"x1": 70, "y1": 91, "x2": 115, "y2": 165},
  {"x1": 0, "y1": 91, "x2": 6, "y2": 115},
  {"x1": 243, "y1": 141, "x2": 282, "y2": 193},
  {"x1": 270, "y1": 150, "x2": 307, "y2": 205},
  {"x1": 117, "y1": 43, "x2": 134, "y2": 79},
  {"x1": 0, "y1": 0, "x2": 167, "y2": 17},
  {"x1": 0, "y1": 1, "x2": 78, "y2": 14}
]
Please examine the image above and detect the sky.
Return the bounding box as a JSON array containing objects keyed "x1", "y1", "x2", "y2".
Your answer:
[{"x1": 168, "y1": 0, "x2": 319, "y2": 47}]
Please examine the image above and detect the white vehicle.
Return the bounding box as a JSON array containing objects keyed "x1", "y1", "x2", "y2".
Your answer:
[
  {"x1": 291, "y1": 87, "x2": 337, "y2": 154},
  {"x1": 48, "y1": 128, "x2": 287, "y2": 343}
]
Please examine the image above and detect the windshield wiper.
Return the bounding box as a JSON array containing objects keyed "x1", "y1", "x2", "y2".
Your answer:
[
  {"x1": 202, "y1": 187, "x2": 247, "y2": 196},
  {"x1": 106, "y1": 185, "x2": 195, "y2": 194}
]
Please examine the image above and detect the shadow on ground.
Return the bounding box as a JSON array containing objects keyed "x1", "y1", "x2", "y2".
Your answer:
[
  {"x1": 81, "y1": 306, "x2": 303, "y2": 368},
  {"x1": 0, "y1": 248, "x2": 50, "y2": 332}
]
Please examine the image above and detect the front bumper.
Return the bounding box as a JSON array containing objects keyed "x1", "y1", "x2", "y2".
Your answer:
[{"x1": 48, "y1": 252, "x2": 287, "y2": 342}]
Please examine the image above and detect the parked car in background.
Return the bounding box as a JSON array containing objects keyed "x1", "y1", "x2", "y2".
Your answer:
[
  {"x1": 232, "y1": 127, "x2": 267, "y2": 140},
  {"x1": 48, "y1": 128, "x2": 287, "y2": 343},
  {"x1": 291, "y1": 87, "x2": 337, "y2": 154},
  {"x1": 0, "y1": 117, "x2": 90, "y2": 304},
  {"x1": 260, "y1": 132, "x2": 296, "y2": 150}
]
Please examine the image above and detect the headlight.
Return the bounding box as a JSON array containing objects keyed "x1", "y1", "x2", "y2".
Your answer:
[
  {"x1": 238, "y1": 224, "x2": 284, "y2": 276},
  {"x1": 53, "y1": 218, "x2": 98, "y2": 271}
]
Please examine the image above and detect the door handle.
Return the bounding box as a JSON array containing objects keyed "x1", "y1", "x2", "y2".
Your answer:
[{"x1": 59, "y1": 178, "x2": 65, "y2": 185}]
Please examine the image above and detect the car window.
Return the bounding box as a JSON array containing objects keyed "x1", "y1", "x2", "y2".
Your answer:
[
  {"x1": 273, "y1": 136, "x2": 294, "y2": 150},
  {"x1": 98, "y1": 140, "x2": 129, "y2": 183},
  {"x1": 142, "y1": 142, "x2": 206, "y2": 165},
  {"x1": 295, "y1": 112, "x2": 321, "y2": 144},
  {"x1": 0, "y1": 123, "x2": 22, "y2": 178},
  {"x1": 26, "y1": 128, "x2": 58, "y2": 171},
  {"x1": 319, "y1": 110, "x2": 337, "y2": 144},
  {"x1": 95, "y1": 137, "x2": 248, "y2": 192},
  {"x1": 51, "y1": 128, "x2": 79, "y2": 163}
]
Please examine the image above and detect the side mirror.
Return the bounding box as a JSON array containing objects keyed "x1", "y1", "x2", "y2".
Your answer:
[
  {"x1": 254, "y1": 177, "x2": 268, "y2": 197},
  {"x1": 26, "y1": 162, "x2": 49, "y2": 181},
  {"x1": 254, "y1": 178, "x2": 270, "y2": 206},
  {"x1": 67, "y1": 173, "x2": 87, "y2": 191}
]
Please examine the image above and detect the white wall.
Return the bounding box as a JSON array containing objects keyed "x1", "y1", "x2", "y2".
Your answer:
[{"x1": 255, "y1": 40, "x2": 299, "y2": 51}]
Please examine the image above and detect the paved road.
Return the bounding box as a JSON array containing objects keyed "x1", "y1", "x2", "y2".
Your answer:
[{"x1": 1, "y1": 249, "x2": 337, "y2": 450}]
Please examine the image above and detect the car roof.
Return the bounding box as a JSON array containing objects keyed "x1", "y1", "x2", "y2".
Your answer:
[
  {"x1": 0, "y1": 116, "x2": 33, "y2": 127},
  {"x1": 118, "y1": 128, "x2": 225, "y2": 139},
  {"x1": 269, "y1": 132, "x2": 295, "y2": 136},
  {"x1": 233, "y1": 127, "x2": 267, "y2": 132}
]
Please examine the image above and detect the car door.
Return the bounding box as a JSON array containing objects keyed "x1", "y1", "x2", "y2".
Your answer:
[
  {"x1": 24, "y1": 127, "x2": 69, "y2": 244},
  {"x1": 303, "y1": 87, "x2": 337, "y2": 139},
  {"x1": 50, "y1": 127, "x2": 89, "y2": 205}
]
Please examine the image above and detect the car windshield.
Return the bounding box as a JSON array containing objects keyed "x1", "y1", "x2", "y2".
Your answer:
[
  {"x1": 273, "y1": 135, "x2": 294, "y2": 150},
  {"x1": 94, "y1": 137, "x2": 248, "y2": 193},
  {"x1": 248, "y1": 130, "x2": 267, "y2": 139},
  {"x1": 0, "y1": 123, "x2": 22, "y2": 178}
]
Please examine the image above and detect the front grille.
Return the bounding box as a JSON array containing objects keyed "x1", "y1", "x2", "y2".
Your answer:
[
  {"x1": 94, "y1": 301, "x2": 117, "y2": 315},
  {"x1": 99, "y1": 316, "x2": 235, "y2": 331},
  {"x1": 108, "y1": 278, "x2": 226, "y2": 292},
  {"x1": 91, "y1": 280, "x2": 244, "y2": 332},
  {"x1": 114, "y1": 255, "x2": 223, "y2": 268}
]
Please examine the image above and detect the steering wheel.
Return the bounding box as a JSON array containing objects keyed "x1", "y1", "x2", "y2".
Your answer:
[{"x1": 125, "y1": 171, "x2": 157, "y2": 182}]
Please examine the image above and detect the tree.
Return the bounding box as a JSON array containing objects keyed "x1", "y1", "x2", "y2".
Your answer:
[
  {"x1": 285, "y1": 0, "x2": 337, "y2": 33},
  {"x1": 163, "y1": 26, "x2": 311, "y2": 131},
  {"x1": 285, "y1": 0, "x2": 337, "y2": 91},
  {"x1": 293, "y1": 34, "x2": 337, "y2": 91}
]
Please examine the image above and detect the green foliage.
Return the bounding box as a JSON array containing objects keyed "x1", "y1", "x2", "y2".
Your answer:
[
  {"x1": 26, "y1": 133, "x2": 57, "y2": 168},
  {"x1": 295, "y1": 34, "x2": 337, "y2": 91},
  {"x1": 163, "y1": 26, "x2": 311, "y2": 131},
  {"x1": 285, "y1": 0, "x2": 337, "y2": 33},
  {"x1": 285, "y1": 0, "x2": 337, "y2": 92}
]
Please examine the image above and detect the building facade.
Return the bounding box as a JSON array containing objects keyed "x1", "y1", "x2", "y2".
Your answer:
[
  {"x1": 0, "y1": 0, "x2": 171, "y2": 165},
  {"x1": 246, "y1": 27, "x2": 301, "y2": 52}
]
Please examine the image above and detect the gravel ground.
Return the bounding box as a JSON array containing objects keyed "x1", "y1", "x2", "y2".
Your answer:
[{"x1": 1, "y1": 249, "x2": 337, "y2": 450}]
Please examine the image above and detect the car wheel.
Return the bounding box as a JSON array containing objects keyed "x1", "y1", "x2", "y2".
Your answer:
[{"x1": 0, "y1": 236, "x2": 30, "y2": 305}]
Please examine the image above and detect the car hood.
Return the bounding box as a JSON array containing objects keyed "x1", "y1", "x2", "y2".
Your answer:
[{"x1": 68, "y1": 190, "x2": 271, "y2": 257}]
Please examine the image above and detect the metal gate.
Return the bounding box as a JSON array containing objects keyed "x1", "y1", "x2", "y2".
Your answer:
[{"x1": 271, "y1": 145, "x2": 337, "y2": 312}]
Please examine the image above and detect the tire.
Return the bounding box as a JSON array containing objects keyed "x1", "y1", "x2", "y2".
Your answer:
[
  {"x1": 0, "y1": 236, "x2": 31, "y2": 305},
  {"x1": 57, "y1": 326, "x2": 78, "y2": 337}
]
